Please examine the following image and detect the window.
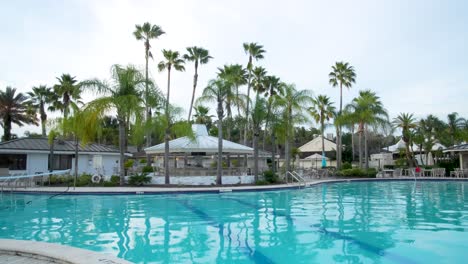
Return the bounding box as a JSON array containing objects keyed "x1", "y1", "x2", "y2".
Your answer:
[
  {"x1": 0, "y1": 154, "x2": 27, "y2": 170},
  {"x1": 48, "y1": 155, "x2": 72, "y2": 170}
]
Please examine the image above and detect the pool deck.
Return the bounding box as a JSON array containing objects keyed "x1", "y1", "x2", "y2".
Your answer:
[
  {"x1": 0, "y1": 239, "x2": 131, "y2": 264},
  {"x1": 5, "y1": 177, "x2": 466, "y2": 194}
]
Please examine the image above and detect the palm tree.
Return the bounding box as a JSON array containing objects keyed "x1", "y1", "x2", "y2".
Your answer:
[
  {"x1": 0, "y1": 87, "x2": 38, "y2": 141},
  {"x1": 446, "y1": 112, "x2": 465, "y2": 147},
  {"x1": 158, "y1": 50, "x2": 185, "y2": 184},
  {"x1": 309, "y1": 95, "x2": 336, "y2": 167},
  {"x1": 184, "y1": 46, "x2": 213, "y2": 122},
  {"x1": 133, "y1": 22, "x2": 165, "y2": 163},
  {"x1": 276, "y1": 84, "x2": 313, "y2": 173},
  {"x1": 261, "y1": 76, "x2": 283, "y2": 150},
  {"x1": 81, "y1": 65, "x2": 145, "y2": 185},
  {"x1": 329, "y1": 62, "x2": 356, "y2": 169},
  {"x1": 193, "y1": 105, "x2": 214, "y2": 129},
  {"x1": 243, "y1": 42, "x2": 266, "y2": 146},
  {"x1": 198, "y1": 79, "x2": 229, "y2": 184},
  {"x1": 27, "y1": 85, "x2": 54, "y2": 137},
  {"x1": 217, "y1": 64, "x2": 248, "y2": 119},
  {"x1": 392, "y1": 113, "x2": 418, "y2": 167},
  {"x1": 346, "y1": 90, "x2": 388, "y2": 169},
  {"x1": 53, "y1": 74, "x2": 81, "y2": 120}
]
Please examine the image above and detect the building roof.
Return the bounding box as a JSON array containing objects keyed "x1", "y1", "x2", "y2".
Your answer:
[
  {"x1": 0, "y1": 138, "x2": 121, "y2": 154},
  {"x1": 443, "y1": 143, "x2": 468, "y2": 153},
  {"x1": 298, "y1": 135, "x2": 336, "y2": 153},
  {"x1": 145, "y1": 124, "x2": 254, "y2": 154},
  {"x1": 384, "y1": 139, "x2": 446, "y2": 153}
]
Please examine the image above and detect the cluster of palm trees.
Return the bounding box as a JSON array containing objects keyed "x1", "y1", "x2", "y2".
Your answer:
[{"x1": 2, "y1": 21, "x2": 468, "y2": 186}]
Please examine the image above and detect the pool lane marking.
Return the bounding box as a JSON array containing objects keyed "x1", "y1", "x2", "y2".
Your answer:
[
  {"x1": 176, "y1": 199, "x2": 275, "y2": 264},
  {"x1": 223, "y1": 197, "x2": 418, "y2": 264}
]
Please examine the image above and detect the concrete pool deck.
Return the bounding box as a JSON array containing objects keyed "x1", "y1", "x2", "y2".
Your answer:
[
  {"x1": 5, "y1": 177, "x2": 467, "y2": 194},
  {"x1": 0, "y1": 239, "x2": 132, "y2": 264}
]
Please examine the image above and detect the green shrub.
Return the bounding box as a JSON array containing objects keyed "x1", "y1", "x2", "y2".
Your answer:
[
  {"x1": 263, "y1": 170, "x2": 279, "y2": 183},
  {"x1": 103, "y1": 181, "x2": 118, "y2": 187},
  {"x1": 437, "y1": 157, "x2": 459, "y2": 176},
  {"x1": 128, "y1": 173, "x2": 152, "y2": 186},
  {"x1": 142, "y1": 166, "x2": 154, "y2": 173},
  {"x1": 210, "y1": 161, "x2": 227, "y2": 168},
  {"x1": 124, "y1": 160, "x2": 134, "y2": 168},
  {"x1": 76, "y1": 173, "x2": 93, "y2": 186},
  {"x1": 139, "y1": 159, "x2": 147, "y2": 164},
  {"x1": 342, "y1": 162, "x2": 352, "y2": 170},
  {"x1": 231, "y1": 159, "x2": 239, "y2": 167},
  {"x1": 337, "y1": 168, "x2": 377, "y2": 178},
  {"x1": 255, "y1": 180, "x2": 269, "y2": 185},
  {"x1": 110, "y1": 175, "x2": 120, "y2": 184}
]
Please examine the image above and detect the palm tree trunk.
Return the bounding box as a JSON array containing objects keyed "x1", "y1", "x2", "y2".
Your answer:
[
  {"x1": 253, "y1": 127, "x2": 259, "y2": 181},
  {"x1": 49, "y1": 138, "x2": 55, "y2": 172},
  {"x1": 321, "y1": 120, "x2": 325, "y2": 168},
  {"x1": 405, "y1": 141, "x2": 413, "y2": 167},
  {"x1": 262, "y1": 99, "x2": 272, "y2": 151},
  {"x1": 164, "y1": 67, "x2": 171, "y2": 184},
  {"x1": 364, "y1": 124, "x2": 369, "y2": 170},
  {"x1": 285, "y1": 108, "x2": 292, "y2": 173},
  {"x1": 337, "y1": 82, "x2": 343, "y2": 169},
  {"x1": 226, "y1": 102, "x2": 232, "y2": 167},
  {"x1": 145, "y1": 45, "x2": 152, "y2": 166},
  {"x1": 244, "y1": 56, "x2": 253, "y2": 147},
  {"x1": 217, "y1": 99, "x2": 223, "y2": 185},
  {"x1": 40, "y1": 104, "x2": 47, "y2": 137},
  {"x1": 187, "y1": 62, "x2": 198, "y2": 122},
  {"x1": 74, "y1": 136, "x2": 79, "y2": 188},
  {"x1": 271, "y1": 133, "x2": 276, "y2": 174},
  {"x1": 118, "y1": 118, "x2": 126, "y2": 186},
  {"x1": 358, "y1": 128, "x2": 363, "y2": 169},
  {"x1": 351, "y1": 124, "x2": 355, "y2": 162}
]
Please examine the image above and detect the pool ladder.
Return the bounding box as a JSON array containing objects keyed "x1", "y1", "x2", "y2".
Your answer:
[{"x1": 286, "y1": 171, "x2": 307, "y2": 187}]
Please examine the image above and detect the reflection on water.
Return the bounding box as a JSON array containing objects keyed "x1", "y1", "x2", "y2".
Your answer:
[{"x1": 1, "y1": 181, "x2": 468, "y2": 263}]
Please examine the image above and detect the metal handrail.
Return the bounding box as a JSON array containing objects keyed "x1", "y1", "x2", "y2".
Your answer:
[
  {"x1": 0, "y1": 170, "x2": 71, "y2": 193},
  {"x1": 286, "y1": 171, "x2": 306, "y2": 185}
]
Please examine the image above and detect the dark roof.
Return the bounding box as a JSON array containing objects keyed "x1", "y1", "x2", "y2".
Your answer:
[
  {"x1": 0, "y1": 138, "x2": 120, "y2": 153},
  {"x1": 444, "y1": 143, "x2": 468, "y2": 152}
]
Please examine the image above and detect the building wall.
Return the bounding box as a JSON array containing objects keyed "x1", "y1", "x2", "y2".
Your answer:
[
  {"x1": 462, "y1": 153, "x2": 468, "y2": 169},
  {"x1": 145, "y1": 175, "x2": 255, "y2": 185},
  {"x1": 17, "y1": 153, "x2": 120, "y2": 176}
]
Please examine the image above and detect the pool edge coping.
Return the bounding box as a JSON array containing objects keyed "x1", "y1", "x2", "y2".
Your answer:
[
  {"x1": 0, "y1": 239, "x2": 132, "y2": 264},
  {"x1": 4, "y1": 177, "x2": 468, "y2": 195}
]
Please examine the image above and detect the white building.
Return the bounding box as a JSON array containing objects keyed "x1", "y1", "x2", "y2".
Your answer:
[{"x1": 0, "y1": 138, "x2": 125, "y2": 177}]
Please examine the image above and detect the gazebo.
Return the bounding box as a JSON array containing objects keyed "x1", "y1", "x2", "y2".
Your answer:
[{"x1": 144, "y1": 124, "x2": 266, "y2": 177}]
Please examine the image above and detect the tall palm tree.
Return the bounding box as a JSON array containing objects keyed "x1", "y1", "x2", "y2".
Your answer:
[
  {"x1": 184, "y1": 46, "x2": 213, "y2": 122},
  {"x1": 392, "y1": 113, "x2": 417, "y2": 167},
  {"x1": 198, "y1": 79, "x2": 229, "y2": 184},
  {"x1": 217, "y1": 64, "x2": 248, "y2": 118},
  {"x1": 276, "y1": 84, "x2": 313, "y2": 172},
  {"x1": 133, "y1": 22, "x2": 165, "y2": 163},
  {"x1": 27, "y1": 85, "x2": 54, "y2": 137},
  {"x1": 53, "y1": 74, "x2": 81, "y2": 120},
  {"x1": 193, "y1": 105, "x2": 214, "y2": 129},
  {"x1": 346, "y1": 90, "x2": 388, "y2": 169},
  {"x1": 329, "y1": 62, "x2": 356, "y2": 169},
  {"x1": 243, "y1": 42, "x2": 266, "y2": 146},
  {"x1": 81, "y1": 65, "x2": 145, "y2": 185},
  {"x1": 158, "y1": 50, "x2": 185, "y2": 184},
  {"x1": 0, "y1": 87, "x2": 38, "y2": 141},
  {"x1": 446, "y1": 112, "x2": 465, "y2": 147},
  {"x1": 309, "y1": 95, "x2": 336, "y2": 167}
]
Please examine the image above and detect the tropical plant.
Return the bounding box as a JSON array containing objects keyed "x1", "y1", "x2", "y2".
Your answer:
[
  {"x1": 393, "y1": 113, "x2": 418, "y2": 167},
  {"x1": 276, "y1": 84, "x2": 313, "y2": 172},
  {"x1": 198, "y1": 79, "x2": 229, "y2": 184},
  {"x1": 158, "y1": 49, "x2": 185, "y2": 184},
  {"x1": 345, "y1": 90, "x2": 388, "y2": 169},
  {"x1": 446, "y1": 112, "x2": 465, "y2": 147},
  {"x1": 309, "y1": 95, "x2": 336, "y2": 167},
  {"x1": 193, "y1": 105, "x2": 214, "y2": 129},
  {"x1": 0, "y1": 87, "x2": 38, "y2": 141},
  {"x1": 53, "y1": 74, "x2": 81, "y2": 120},
  {"x1": 81, "y1": 65, "x2": 145, "y2": 185},
  {"x1": 133, "y1": 22, "x2": 165, "y2": 163},
  {"x1": 27, "y1": 85, "x2": 55, "y2": 137},
  {"x1": 329, "y1": 62, "x2": 356, "y2": 169},
  {"x1": 184, "y1": 46, "x2": 212, "y2": 122},
  {"x1": 251, "y1": 96, "x2": 267, "y2": 180},
  {"x1": 261, "y1": 76, "x2": 283, "y2": 150},
  {"x1": 217, "y1": 64, "x2": 248, "y2": 119},
  {"x1": 242, "y1": 42, "x2": 266, "y2": 146}
]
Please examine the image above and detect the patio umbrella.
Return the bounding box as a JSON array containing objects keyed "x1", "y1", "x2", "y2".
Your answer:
[{"x1": 321, "y1": 151, "x2": 327, "y2": 168}]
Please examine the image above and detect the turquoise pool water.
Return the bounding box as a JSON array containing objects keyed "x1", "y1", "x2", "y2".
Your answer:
[{"x1": 0, "y1": 181, "x2": 467, "y2": 263}]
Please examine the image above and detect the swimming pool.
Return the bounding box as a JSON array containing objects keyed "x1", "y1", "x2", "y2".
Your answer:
[{"x1": 0, "y1": 180, "x2": 467, "y2": 263}]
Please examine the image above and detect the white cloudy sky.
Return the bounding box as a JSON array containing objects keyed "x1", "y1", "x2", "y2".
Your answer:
[{"x1": 1, "y1": 0, "x2": 467, "y2": 137}]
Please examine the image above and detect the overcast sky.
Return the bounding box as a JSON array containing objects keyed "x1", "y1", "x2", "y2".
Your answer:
[{"x1": 1, "y1": 0, "x2": 467, "y2": 137}]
